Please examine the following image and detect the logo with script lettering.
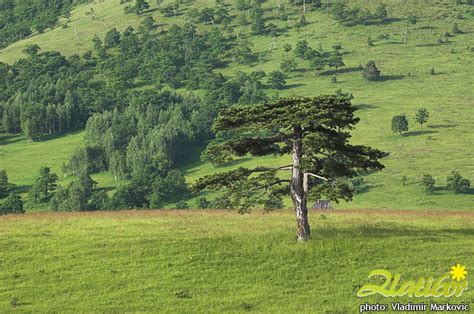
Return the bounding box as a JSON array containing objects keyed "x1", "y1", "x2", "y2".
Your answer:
[{"x1": 357, "y1": 264, "x2": 468, "y2": 298}]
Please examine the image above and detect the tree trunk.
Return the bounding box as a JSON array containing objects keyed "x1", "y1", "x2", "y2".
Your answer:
[{"x1": 290, "y1": 125, "x2": 311, "y2": 241}]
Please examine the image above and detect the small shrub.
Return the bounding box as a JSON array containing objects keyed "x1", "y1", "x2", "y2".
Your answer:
[
  {"x1": 175, "y1": 289, "x2": 191, "y2": 298},
  {"x1": 197, "y1": 196, "x2": 210, "y2": 209},
  {"x1": 447, "y1": 171, "x2": 470, "y2": 194},
  {"x1": 0, "y1": 193, "x2": 24, "y2": 215},
  {"x1": 241, "y1": 303, "x2": 253, "y2": 311},
  {"x1": 362, "y1": 60, "x2": 381, "y2": 81},
  {"x1": 452, "y1": 22, "x2": 462, "y2": 34},
  {"x1": 367, "y1": 35, "x2": 374, "y2": 47},
  {"x1": 10, "y1": 297, "x2": 18, "y2": 307},
  {"x1": 430, "y1": 68, "x2": 436, "y2": 75},
  {"x1": 331, "y1": 76, "x2": 338, "y2": 83},
  {"x1": 421, "y1": 174, "x2": 435, "y2": 194},
  {"x1": 175, "y1": 200, "x2": 189, "y2": 209}
]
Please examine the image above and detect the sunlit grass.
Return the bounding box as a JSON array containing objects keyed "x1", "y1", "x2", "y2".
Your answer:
[{"x1": 0, "y1": 209, "x2": 472, "y2": 312}]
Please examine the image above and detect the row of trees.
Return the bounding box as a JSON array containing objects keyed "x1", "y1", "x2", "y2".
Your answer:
[
  {"x1": 391, "y1": 108, "x2": 430, "y2": 135},
  {"x1": 325, "y1": 3, "x2": 389, "y2": 26},
  {"x1": 421, "y1": 171, "x2": 471, "y2": 194}
]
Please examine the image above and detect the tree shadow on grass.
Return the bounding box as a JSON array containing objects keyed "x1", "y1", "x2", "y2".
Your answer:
[
  {"x1": 321, "y1": 66, "x2": 361, "y2": 76},
  {"x1": 0, "y1": 134, "x2": 23, "y2": 146},
  {"x1": 402, "y1": 130, "x2": 438, "y2": 137},
  {"x1": 354, "y1": 183, "x2": 383, "y2": 195},
  {"x1": 11, "y1": 185, "x2": 32, "y2": 194},
  {"x1": 378, "y1": 75, "x2": 405, "y2": 82},
  {"x1": 428, "y1": 123, "x2": 457, "y2": 129},
  {"x1": 283, "y1": 83, "x2": 305, "y2": 90},
  {"x1": 354, "y1": 103, "x2": 377, "y2": 110},
  {"x1": 326, "y1": 225, "x2": 474, "y2": 239}
]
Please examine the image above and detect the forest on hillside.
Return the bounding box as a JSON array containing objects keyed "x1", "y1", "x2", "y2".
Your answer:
[
  {"x1": 0, "y1": 0, "x2": 91, "y2": 48},
  {"x1": 1, "y1": 0, "x2": 474, "y2": 214}
]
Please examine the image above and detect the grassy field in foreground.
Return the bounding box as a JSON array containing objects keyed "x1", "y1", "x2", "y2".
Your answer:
[
  {"x1": 1, "y1": 0, "x2": 474, "y2": 211},
  {"x1": 0, "y1": 209, "x2": 473, "y2": 312}
]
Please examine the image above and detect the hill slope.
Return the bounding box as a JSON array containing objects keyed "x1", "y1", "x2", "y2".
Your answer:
[{"x1": 1, "y1": 0, "x2": 474, "y2": 210}]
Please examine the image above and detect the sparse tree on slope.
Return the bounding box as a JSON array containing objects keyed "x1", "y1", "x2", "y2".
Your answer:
[
  {"x1": 193, "y1": 96, "x2": 387, "y2": 241},
  {"x1": 415, "y1": 108, "x2": 429, "y2": 128},
  {"x1": 391, "y1": 114, "x2": 409, "y2": 135}
]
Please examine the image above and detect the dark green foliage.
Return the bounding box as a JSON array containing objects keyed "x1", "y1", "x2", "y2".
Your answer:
[
  {"x1": 30, "y1": 167, "x2": 58, "y2": 202},
  {"x1": 267, "y1": 71, "x2": 287, "y2": 89},
  {"x1": 299, "y1": 14, "x2": 307, "y2": 26},
  {"x1": 326, "y1": 3, "x2": 389, "y2": 26},
  {"x1": 197, "y1": 196, "x2": 211, "y2": 209},
  {"x1": 149, "y1": 170, "x2": 189, "y2": 208},
  {"x1": 415, "y1": 108, "x2": 429, "y2": 127},
  {"x1": 194, "y1": 96, "x2": 387, "y2": 212},
  {"x1": 250, "y1": 2, "x2": 265, "y2": 34},
  {"x1": 452, "y1": 22, "x2": 462, "y2": 34},
  {"x1": 294, "y1": 40, "x2": 310, "y2": 58},
  {"x1": 175, "y1": 200, "x2": 189, "y2": 209},
  {"x1": 233, "y1": 40, "x2": 254, "y2": 65},
  {"x1": 63, "y1": 145, "x2": 108, "y2": 176},
  {"x1": 367, "y1": 35, "x2": 374, "y2": 47},
  {"x1": 108, "y1": 180, "x2": 149, "y2": 209},
  {"x1": 446, "y1": 171, "x2": 470, "y2": 194},
  {"x1": 0, "y1": 47, "x2": 111, "y2": 138},
  {"x1": 263, "y1": 196, "x2": 283, "y2": 210},
  {"x1": 0, "y1": 193, "x2": 24, "y2": 215},
  {"x1": 407, "y1": 14, "x2": 417, "y2": 25},
  {"x1": 0, "y1": 170, "x2": 10, "y2": 196},
  {"x1": 0, "y1": 0, "x2": 88, "y2": 48},
  {"x1": 50, "y1": 172, "x2": 96, "y2": 211},
  {"x1": 391, "y1": 115, "x2": 409, "y2": 135},
  {"x1": 104, "y1": 28, "x2": 121, "y2": 48},
  {"x1": 362, "y1": 60, "x2": 381, "y2": 81},
  {"x1": 421, "y1": 174, "x2": 435, "y2": 194},
  {"x1": 350, "y1": 176, "x2": 365, "y2": 194},
  {"x1": 141, "y1": 16, "x2": 156, "y2": 32},
  {"x1": 236, "y1": 0, "x2": 250, "y2": 11},
  {"x1": 280, "y1": 58, "x2": 298, "y2": 73},
  {"x1": 158, "y1": 4, "x2": 179, "y2": 17},
  {"x1": 430, "y1": 68, "x2": 436, "y2": 75},
  {"x1": 134, "y1": 0, "x2": 150, "y2": 15}
]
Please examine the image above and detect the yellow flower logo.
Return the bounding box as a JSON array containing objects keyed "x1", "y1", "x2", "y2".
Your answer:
[{"x1": 450, "y1": 264, "x2": 467, "y2": 282}]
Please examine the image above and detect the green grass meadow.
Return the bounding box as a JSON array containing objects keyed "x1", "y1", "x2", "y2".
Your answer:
[
  {"x1": 1, "y1": 209, "x2": 473, "y2": 312},
  {"x1": 1, "y1": 2, "x2": 474, "y2": 312}
]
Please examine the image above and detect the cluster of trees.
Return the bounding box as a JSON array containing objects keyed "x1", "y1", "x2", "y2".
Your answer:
[
  {"x1": 187, "y1": 5, "x2": 230, "y2": 25},
  {"x1": 325, "y1": 3, "x2": 389, "y2": 26},
  {"x1": 280, "y1": 40, "x2": 346, "y2": 77},
  {"x1": 421, "y1": 171, "x2": 471, "y2": 194},
  {"x1": 124, "y1": 0, "x2": 150, "y2": 15},
  {"x1": 0, "y1": 45, "x2": 118, "y2": 140},
  {"x1": 391, "y1": 108, "x2": 430, "y2": 135},
  {"x1": 0, "y1": 169, "x2": 23, "y2": 215},
  {"x1": 1, "y1": 20, "x2": 276, "y2": 139},
  {"x1": 0, "y1": 0, "x2": 88, "y2": 48}
]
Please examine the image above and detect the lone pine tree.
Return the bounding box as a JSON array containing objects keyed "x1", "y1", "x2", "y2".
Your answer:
[{"x1": 194, "y1": 96, "x2": 387, "y2": 241}]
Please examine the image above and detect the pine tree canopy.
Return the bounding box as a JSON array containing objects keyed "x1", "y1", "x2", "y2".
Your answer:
[{"x1": 194, "y1": 96, "x2": 388, "y2": 214}]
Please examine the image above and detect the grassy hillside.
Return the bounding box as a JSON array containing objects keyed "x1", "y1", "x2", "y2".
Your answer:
[
  {"x1": 1, "y1": 209, "x2": 473, "y2": 312},
  {"x1": 0, "y1": 132, "x2": 121, "y2": 203},
  {"x1": 1, "y1": 0, "x2": 474, "y2": 210}
]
